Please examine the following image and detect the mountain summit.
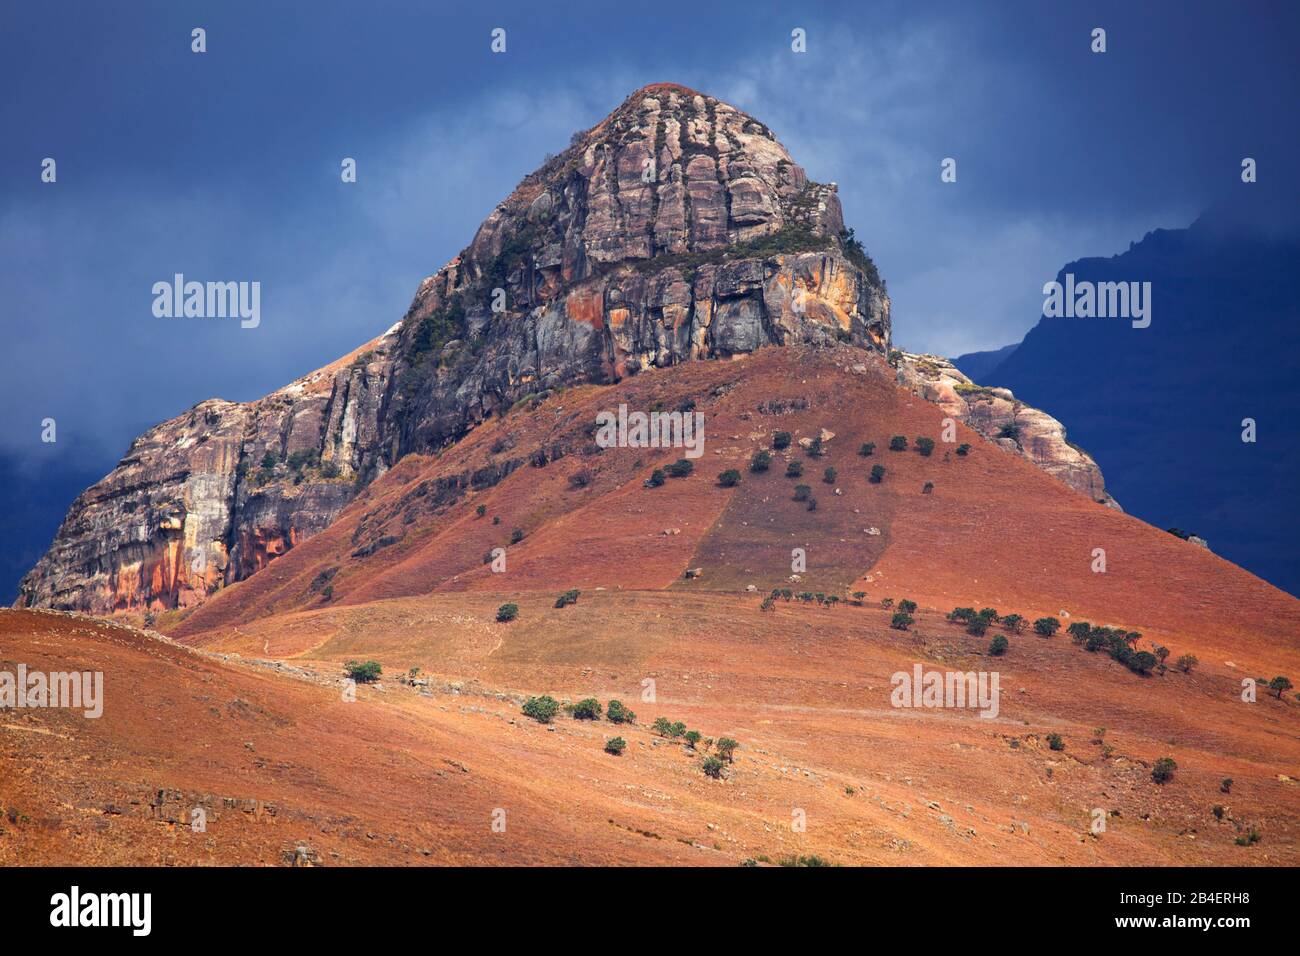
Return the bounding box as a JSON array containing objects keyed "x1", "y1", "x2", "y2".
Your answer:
[{"x1": 17, "y1": 85, "x2": 892, "y2": 614}]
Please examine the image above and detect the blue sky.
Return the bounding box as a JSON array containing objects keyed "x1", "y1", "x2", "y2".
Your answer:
[{"x1": 2, "y1": 0, "x2": 1297, "y2": 476}]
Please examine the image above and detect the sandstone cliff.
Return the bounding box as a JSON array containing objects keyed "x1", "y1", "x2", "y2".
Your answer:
[
  {"x1": 17, "y1": 84, "x2": 891, "y2": 613},
  {"x1": 17, "y1": 84, "x2": 1114, "y2": 615}
]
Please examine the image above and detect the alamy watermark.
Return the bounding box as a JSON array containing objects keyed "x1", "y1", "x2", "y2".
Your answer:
[
  {"x1": 594, "y1": 403, "x2": 705, "y2": 459},
  {"x1": 1043, "y1": 273, "x2": 1150, "y2": 328},
  {"x1": 0, "y1": 664, "x2": 103, "y2": 718},
  {"x1": 890, "y1": 664, "x2": 1000, "y2": 719},
  {"x1": 152, "y1": 274, "x2": 260, "y2": 328}
]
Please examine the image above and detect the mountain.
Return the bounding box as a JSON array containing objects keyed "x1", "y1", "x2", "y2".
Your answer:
[
  {"x1": 954, "y1": 198, "x2": 1300, "y2": 596},
  {"x1": 16, "y1": 84, "x2": 1097, "y2": 616},
  {"x1": 6, "y1": 344, "x2": 1298, "y2": 866},
  {"x1": 951, "y1": 342, "x2": 1018, "y2": 384},
  {"x1": 8, "y1": 86, "x2": 1300, "y2": 867}
]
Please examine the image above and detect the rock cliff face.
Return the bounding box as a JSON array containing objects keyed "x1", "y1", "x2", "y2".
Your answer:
[
  {"x1": 17, "y1": 83, "x2": 1117, "y2": 615},
  {"x1": 895, "y1": 352, "x2": 1118, "y2": 508},
  {"x1": 17, "y1": 84, "x2": 891, "y2": 614}
]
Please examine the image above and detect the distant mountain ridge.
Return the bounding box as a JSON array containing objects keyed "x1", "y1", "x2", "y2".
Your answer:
[{"x1": 955, "y1": 196, "x2": 1300, "y2": 596}]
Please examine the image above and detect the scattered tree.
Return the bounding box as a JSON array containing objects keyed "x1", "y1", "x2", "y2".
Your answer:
[
  {"x1": 889, "y1": 436, "x2": 908, "y2": 451},
  {"x1": 1175, "y1": 653, "x2": 1199, "y2": 674},
  {"x1": 750, "y1": 450, "x2": 771, "y2": 473},
  {"x1": 717, "y1": 469, "x2": 742, "y2": 487},
  {"x1": 475, "y1": 504, "x2": 487, "y2": 517},
  {"x1": 1033, "y1": 616, "x2": 1061, "y2": 637},
  {"x1": 606, "y1": 700, "x2": 635, "y2": 724},
  {"x1": 572, "y1": 698, "x2": 603, "y2": 720},
  {"x1": 510, "y1": 528, "x2": 525, "y2": 544},
  {"x1": 823, "y1": 467, "x2": 837, "y2": 484},
  {"x1": 891, "y1": 611, "x2": 914, "y2": 631},
  {"x1": 1268, "y1": 676, "x2": 1294, "y2": 699},
  {"x1": 344, "y1": 660, "x2": 382, "y2": 683},
  {"x1": 870, "y1": 464, "x2": 885, "y2": 483},
  {"x1": 715, "y1": 737, "x2": 739, "y2": 762},
  {"x1": 644, "y1": 468, "x2": 666, "y2": 488},
  {"x1": 786, "y1": 460, "x2": 804, "y2": 478},
  {"x1": 915, "y1": 437, "x2": 935, "y2": 457},
  {"x1": 496, "y1": 603, "x2": 519, "y2": 622},
  {"x1": 1221, "y1": 778, "x2": 1233, "y2": 794},
  {"x1": 988, "y1": 635, "x2": 1009, "y2": 656},
  {"x1": 702, "y1": 756, "x2": 725, "y2": 778},
  {"x1": 604, "y1": 736, "x2": 626, "y2": 755},
  {"x1": 955, "y1": 443, "x2": 971, "y2": 456},
  {"x1": 1047, "y1": 733, "x2": 1065, "y2": 751},
  {"x1": 668, "y1": 459, "x2": 694, "y2": 478},
  {"x1": 858, "y1": 442, "x2": 876, "y2": 457},
  {"x1": 793, "y1": 484, "x2": 812, "y2": 502},
  {"x1": 1152, "y1": 756, "x2": 1177, "y2": 784},
  {"x1": 522, "y1": 695, "x2": 560, "y2": 723},
  {"x1": 554, "y1": 588, "x2": 581, "y2": 608},
  {"x1": 773, "y1": 431, "x2": 792, "y2": 450}
]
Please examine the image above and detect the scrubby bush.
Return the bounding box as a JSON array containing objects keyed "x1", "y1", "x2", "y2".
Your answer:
[
  {"x1": 793, "y1": 484, "x2": 812, "y2": 502},
  {"x1": 773, "y1": 431, "x2": 792, "y2": 450},
  {"x1": 915, "y1": 437, "x2": 935, "y2": 457},
  {"x1": 1236, "y1": 827, "x2": 1262, "y2": 846},
  {"x1": 988, "y1": 635, "x2": 1009, "y2": 656},
  {"x1": 823, "y1": 467, "x2": 837, "y2": 484},
  {"x1": 922, "y1": 481, "x2": 934, "y2": 494},
  {"x1": 889, "y1": 436, "x2": 908, "y2": 451},
  {"x1": 475, "y1": 504, "x2": 487, "y2": 517},
  {"x1": 978, "y1": 608, "x2": 999, "y2": 623},
  {"x1": 806, "y1": 496, "x2": 818, "y2": 512},
  {"x1": 554, "y1": 588, "x2": 581, "y2": 608},
  {"x1": 717, "y1": 469, "x2": 742, "y2": 487},
  {"x1": 1151, "y1": 757, "x2": 1177, "y2": 784},
  {"x1": 1033, "y1": 617, "x2": 1061, "y2": 637},
  {"x1": 948, "y1": 607, "x2": 977, "y2": 623},
  {"x1": 750, "y1": 450, "x2": 771, "y2": 473},
  {"x1": 870, "y1": 464, "x2": 885, "y2": 483},
  {"x1": 898, "y1": 599, "x2": 918, "y2": 614},
  {"x1": 890, "y1": 611, "x2": 914, "y2": 631},
  {"x1": 668, "y1": 459, "x2": 694, "y2": 478},
  {"x1": 522, "y1": 695, "x2": 560, "y2": 723},
  {"x1": 702, "y1": 756, "x2": 725, "y2": 778},
  {"x1": 606, "y1": 699, "x2": 635, "y2": 724},
  {"x1": 572, "y1": 698, "x2": 602, "y2": 720},
  {"x1": 1001, "y1": 613, "x2": 1025, "y2": 632},
  {"x1": 715, "y1": 737, "x2": 739, "y2": 762},
  {"x1": 1269, "y1": 676, "x2": 1294, "y2": 699},
  {"x1": 1047, "y1": 733, "x2": 1065, "y2": 751},
  {"x1": 510, "y1": 528, "x2": 525, "y2": 544},
  {"x1": 684, "y1": 730, "x2": 702, "y2": 749},
  {"x1": 604, "y1": 736, "x2": 626, "y2": 755},
  {"x1": 966, "y1": 619, "x2": 988, "y2": 637},
  {"x1": 651, "y1": 716, "x2": 674, "y2": 737},
  {"x1": 1175, "y1": 653, "x2": 1199, "y2": 674},
  {"x1": 786, "y1": 460, "x2": 803, "y2": 478},
  {"x1": 670, "y1": 721, "x2": 687, "y2": 738},
  {"x1": 1221, "y1": 778, "x2": 1233, "y2": 794},
  {"x1": 1067, "y1": 621, "x2": 1091, "y2": 642},
  {"x1": 496, "y1": 603, "x2": 519, "y2": 622},
  {"x1": 1127, "y1": 651, "x2": 1158, "y2": 675},
  {"x1": 344, "y1": 660, "x2": 382, "y2": 683},
  {"x1": 644, "y1": 468, "x2": 666, "y2": 488},
  {"x1": 858, "y1": 442, "x2": 875, "y2": 456},
  {"x1": 956, "y1": 443, "x2": 971, "y2": 456}
]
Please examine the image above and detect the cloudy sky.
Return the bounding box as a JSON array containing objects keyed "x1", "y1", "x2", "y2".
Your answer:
[{"x1": 1, "y1": 0, "x2": 1296, "y2": 546}]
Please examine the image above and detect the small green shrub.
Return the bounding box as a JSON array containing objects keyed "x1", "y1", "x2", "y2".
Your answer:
[
  {"x1": 1152, "y1": 757, "x2": 1177, "y2": 784},
  {"x1": 522, "y1": 695, "x2": 560, "y2": 723},
  {"x1": 702, "y1": 756, "x2": 725, "y2": 778},
  {"x1": 870, "y1": 464, "x2": 885, "y2": 483},
  {"x1": 344, "y1": 660, "x2": 382, "y2": 683},
  {"x1": 956, "y1": 443, "x2": 971, "y2": 456},
  {"x1": 1033, "y1": 616, "x2": 1061, "y2": 637},
  {"x1": 793, "y1": 484, "x2": 812, "y2": 502},
  {"x1": 644, "y1": 468, "x2": 666, "y2": 488},
  {"x1": 715, "y1": 737, "x2": 739, "y2": 762},
  {"x1": 915, "y1": 437, "x2": 935, "y2": 457},
  {"x1": 604, "y1": 736, "x2": 626, "y2": 755},
  {"x1": 496, "y1": 603, "x2": 519, "y2": 622},
  {"x1": 823, "y1": 467, "x2": 837, "y2": 484},
  {"x1": 890, "y1": 611, "x2": 914, "y2": 630},
  {"x1": 786, "y1": 460, "x2": 803, "y2": 478},
  {"x1": 510, "y1": 528, "x2": 525, "y2": 544},
  {"x1": 572, "y1": 698, "x2": 602, "y2": 720},
  {"x1": 772, "y1": 431, "x2": 792, "y2": 450},
  {"x1": 606, "y1": 699, "x2": 635, "y2": 724},
  {"x1": 750, "y1": 450, "x2": 771, "y2": 473},
  {"x1": 858, "y1": 442, "x2": 875, "y2": 456},
  {"x1": 988, "y1": 635, "x2": 1009, "y2": 656},
  {"x1": 1047, "y1": 733, "x2": 1064, "y2": 751},
  {"x1": 668, "y1": 459, "x2": 694, "y2": 478}
]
